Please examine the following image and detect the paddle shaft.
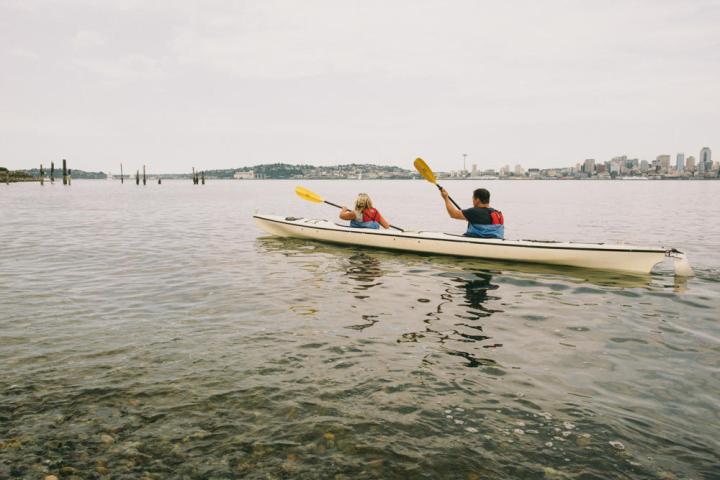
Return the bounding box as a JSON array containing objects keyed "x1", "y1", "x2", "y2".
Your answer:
[
  {"x1": 324, "y1": 201, "x2": 404, "y2": 232},
  {"x1": 436, "y1": 184, "x2": 462, "y2": 211},
  {"x1": 324, "y1": 200, "x2": 343, "y2": 209}
]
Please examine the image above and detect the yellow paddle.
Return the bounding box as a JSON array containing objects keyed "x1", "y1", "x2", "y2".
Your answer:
[
  {"x1": 414, "y1": 157, "x2": 462, "y2": 210},
  {"x1": 295, "y1": 185, "x2": 342, "y2": 208},
  {"x1": 295, "y1": 186, "x2": 404, "y2": 231}
]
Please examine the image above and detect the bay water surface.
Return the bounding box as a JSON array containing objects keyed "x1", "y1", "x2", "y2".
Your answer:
[{"x1": 1, "y1": 180, "x2": 719, "y2": 479}]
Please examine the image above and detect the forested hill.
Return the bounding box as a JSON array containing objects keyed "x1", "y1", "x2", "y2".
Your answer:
[{"x1": 24, "y1": 168, "x2": 107, "y2": 179}]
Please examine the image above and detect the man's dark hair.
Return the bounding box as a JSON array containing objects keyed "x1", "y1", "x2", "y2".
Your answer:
[{"x1": 473, "y1": 188, "x2": 490, "y2": 204}]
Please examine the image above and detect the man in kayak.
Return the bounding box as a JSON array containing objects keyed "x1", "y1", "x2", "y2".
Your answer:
[
  {"x1": 340, "y1": 193, "x2": 391, "y2": 229},
  {"x1": 440, "y1": 188, "x2": 504, "y2": 239}
]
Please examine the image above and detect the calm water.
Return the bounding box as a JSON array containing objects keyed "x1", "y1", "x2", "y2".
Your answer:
[{"x1": 1, "y1": 180, "x2": 719, "y2": 479}]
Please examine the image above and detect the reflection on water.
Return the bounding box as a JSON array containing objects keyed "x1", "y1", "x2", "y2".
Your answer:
[
  {"x1": 256, "y1": 236, "x2": 654, "y2": 290},
  {"x1": 413, "y1": 270, "x2": 504, "y2": 369},
  {"x1": 253, "y1": 233, "x2": 719, "y2": 478},
  {"x1": 344, "y1": 252, "x2": 384, "y2": 294},
  {"x1": 450, "y1": 271, "x2": 501, "y2": 315}
]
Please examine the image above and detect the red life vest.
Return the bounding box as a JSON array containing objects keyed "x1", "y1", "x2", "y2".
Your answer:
[
  {"x1": 361, "y1": 208, "x2": 381, "y2": 222},
  {"x1": 489, "y1": 209, "x2": 504, "y2": 225}
]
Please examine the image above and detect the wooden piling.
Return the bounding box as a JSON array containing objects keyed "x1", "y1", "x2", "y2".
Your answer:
[
  {"x1": 68, "y1": 169, "x2": 72, "y2": 186},
  {"x1": 201, "y1": 171, "x2": 205, "y2": 185},
  {"x1": 120, "y1": 163, "x2": 124, "y2": 184},
  {"x1": 62, "y1": 159, "x2": 68, "y2": 185},
  {"x1": 50, "y1": 162, "x2": 55, "y2": 183},
  {"x1": 192, "y1": 167, "x2": 196, "y2": 184},
  {"x1": 142, "y1": 165, "x2": 146, "y2": 186},
  {"x1": 40, "y1": 164, "x2": 44, "y2": 186},
  {"x1": 158, "y1": 177, "x2": 162, "y2": 185},
  {"x1": 136, "y1": 170, "x2": 139, "y2": 185}
]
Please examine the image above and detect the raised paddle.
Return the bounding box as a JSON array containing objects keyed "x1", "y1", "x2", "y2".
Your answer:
[
  {"x1": 295, "y1": 186, "x2": 404, "y2": 232},
  {"x1": 414, "y1": 157, "x2": 462, "y2": 210}
]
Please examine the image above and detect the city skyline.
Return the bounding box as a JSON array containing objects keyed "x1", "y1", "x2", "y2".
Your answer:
[{"x1": 0, "y1": 146, "x2": 717, "y2": 176}]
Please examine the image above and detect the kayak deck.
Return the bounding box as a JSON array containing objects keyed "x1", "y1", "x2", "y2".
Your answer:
[{"x1": 254, "y1": 214, "x2": 685, "y2": 275}]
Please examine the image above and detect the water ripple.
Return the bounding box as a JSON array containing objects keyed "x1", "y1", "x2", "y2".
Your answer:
[{"x1": 1, "y1": 181, "x2": 719, "y2": 478}]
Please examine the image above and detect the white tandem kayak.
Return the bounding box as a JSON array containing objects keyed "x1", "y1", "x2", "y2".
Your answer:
[{"x1": 254, "y1": 214, "x2": 693, "y2": 276}]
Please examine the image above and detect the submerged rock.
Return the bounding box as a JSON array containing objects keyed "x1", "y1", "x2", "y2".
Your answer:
[
  {"x1": 609, "y1": 440, "x2": 625, "y2": 450},
  {"x1": 576, "y1": 433, "x2": 591, "y2": 447},
  {"x1": 368, "y1": 459, "x2": 383, "y2": 468}
]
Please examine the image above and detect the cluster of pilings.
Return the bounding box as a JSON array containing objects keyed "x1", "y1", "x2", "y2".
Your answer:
[
  {"x1": 134, "y1": 165, "x2": 147, "y2": 185},
  {"x1": 36, "y1": 159, "x2": 69, "y2": 185},
  {"x1": 29, "y1": 161, "x2": 209, "y2": 186},
  {"x1": 116, "y1": 164, "x2": 203, "y2": 185},
  {"x1": 192, "y1": 168, "x2": 205, "y2": 185},
  {"x1": 117, "y1": 164, "x2": 162, "y2": 185}
]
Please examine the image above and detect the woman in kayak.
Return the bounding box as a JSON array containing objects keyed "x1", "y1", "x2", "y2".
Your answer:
[{"x1": 340, "y1": 193, "x2": 390, "y2": 229}]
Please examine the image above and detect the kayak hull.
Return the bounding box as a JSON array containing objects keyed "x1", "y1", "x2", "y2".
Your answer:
[{"x1": 253, "y1": 214, "x2": 670, "y2": 274}]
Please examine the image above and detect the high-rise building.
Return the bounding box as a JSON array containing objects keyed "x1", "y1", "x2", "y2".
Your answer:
[
  {"x1": 609, "y1": 157, "x2": 623, "y2": 174},
  {"x1": 583, "y1": 158, "x2": 596, "y2": 175},
  {"x1": 640, "y1": 160, "x2": 649, "y2": 172},
  {"x1": 686, "y1": 156, "x2": 696, "y2": 172},
  {"x1": 514, "y1": 164, "x2": 524, "y2": 176},
  {"x1": 676, "y1": 153, "x2": 685, "y2": 172},
  {"x1": 657, "y1": 155, "x2": 671, "y2": 173},
  {"x1": 700, "y1": 147, "x2": 712, "y2": 172}
]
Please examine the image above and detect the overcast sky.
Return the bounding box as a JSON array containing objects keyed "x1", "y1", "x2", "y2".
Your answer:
[{"x1": 1, "y1": 0, "x2": 718, "y2": 173}]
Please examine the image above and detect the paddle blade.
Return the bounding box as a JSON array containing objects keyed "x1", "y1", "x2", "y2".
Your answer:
[
  {"x1": 295, "y1": 186, "x2": 324, "y2": 203},
  {"x1": 414, "y1": 157, "x2": 437, "y2": 184}
]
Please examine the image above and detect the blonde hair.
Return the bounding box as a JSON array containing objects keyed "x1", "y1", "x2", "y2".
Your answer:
[{"x1": 354, "y1": 193, "x2": 373, "y2": 211}]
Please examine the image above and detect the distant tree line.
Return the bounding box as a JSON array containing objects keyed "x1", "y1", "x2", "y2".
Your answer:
[
  {"x1": 25, "y1": 168, "x2": 107, "y2": 179},
  {"x1": 204, "y1": 163, "x2": 412, "y2": 179},
  {"x1": 0, "y1": 167, "x2": 36, "y2": 182}
]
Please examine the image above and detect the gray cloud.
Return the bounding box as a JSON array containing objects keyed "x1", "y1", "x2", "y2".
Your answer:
[{"x1": 1, "y1": 0, "x2": 718, "y2": 173}]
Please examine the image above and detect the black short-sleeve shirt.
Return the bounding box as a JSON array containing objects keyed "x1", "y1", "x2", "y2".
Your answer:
[{"x1": 462, "y1": 207, "x2": 493, "y2": 225}]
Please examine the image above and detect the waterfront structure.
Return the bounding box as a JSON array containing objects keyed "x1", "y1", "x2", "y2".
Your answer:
[
  {"x1": 514, "y1": 164, "x2": 524, "y2": 176},
  {"x1": 234, "y1": 171, "x2": 255, "y2": 179},
  {"x1": 640, "y1": 160, "x2": 649, "y2": 172},
  {"x1": 657, "y1": 155, "x2": 671, "y2": 174},
  {"x1": 611, "y1": 155, "x2": 628, "y2": 174},
  {"x1": 583, "y1": 158, "x2": 596, "y2": 175},
  {"x1": 700, "y1": 147, "x2": 712, "y2": 173},
  {"x1": 686, "y1": 156, "x2": 696, "y2": 173},
  {"x1": 676, "y1": 153, "x2": 685, "y2": 172}
]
